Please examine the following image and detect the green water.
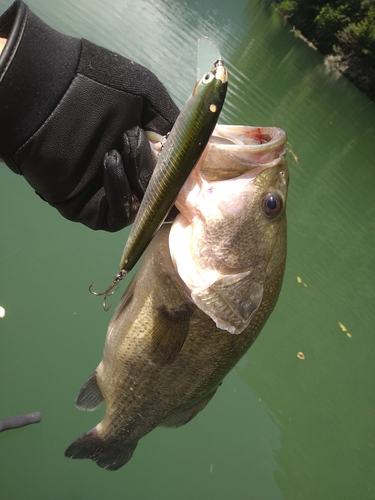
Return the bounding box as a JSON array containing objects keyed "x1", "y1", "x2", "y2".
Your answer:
[{"x1": 1, "y1": 0, "x2": 374, "y2": 498}]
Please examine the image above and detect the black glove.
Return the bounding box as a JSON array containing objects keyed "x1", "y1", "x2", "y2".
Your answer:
[{"x1": 0, "y1": 1, "x2": 179, "y2": 231}]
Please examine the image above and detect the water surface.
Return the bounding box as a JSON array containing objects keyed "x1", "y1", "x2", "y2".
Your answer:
[{"x1": 1, "y1": 0, "x2": 374, "y2": 498}]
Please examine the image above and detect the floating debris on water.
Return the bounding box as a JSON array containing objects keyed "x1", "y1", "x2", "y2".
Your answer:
[
  {"x1": 0, "y1": 306, "x2": 5, "y2": 318},
  {"x1": 297, "y1": 352, "x2": 305, "y2": 360},
  {"x1": 338, "y1": 322, "x2": 352, "y2": 338},
  {"x1": 338, "y1": 321, "x2": 347, "y2": 332},
  {"x1": 296, "y1": 276, "x2": 307, "y2": 287}
]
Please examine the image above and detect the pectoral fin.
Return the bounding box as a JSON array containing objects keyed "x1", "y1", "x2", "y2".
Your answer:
[
  {"x1": 192, "y1": 270, "x2": 264, "y2": 334},
  {"x1": 75, "y1": 371, "x2": 104, "y2": 411},
  {"x1": 147, "y1": 304, "x2": 190, "y2": 365}
]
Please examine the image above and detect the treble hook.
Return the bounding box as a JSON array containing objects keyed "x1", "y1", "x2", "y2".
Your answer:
[{"x1": 89, "y1": 270, "x2": 127, "y2": 311}]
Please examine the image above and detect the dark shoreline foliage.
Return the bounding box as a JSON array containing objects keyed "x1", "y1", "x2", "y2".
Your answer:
[{"x1": 274, "y1": 0, "x2": 375, "y2": 101}]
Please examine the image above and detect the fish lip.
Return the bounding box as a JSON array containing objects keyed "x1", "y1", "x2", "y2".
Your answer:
[
  {"x1": 146, "y1": 125, "x2": 287, "y2": 175},
  {"x1": 212, "y1": 125, "x2": 287, "y2": 153},
  {"x1": 146, "y1": 126, "x2": 286, "y2": 151}
]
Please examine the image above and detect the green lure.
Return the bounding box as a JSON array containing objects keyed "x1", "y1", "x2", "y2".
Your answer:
[{"x1": 91, "y1": 39, "x2": 228, "y2": 310}]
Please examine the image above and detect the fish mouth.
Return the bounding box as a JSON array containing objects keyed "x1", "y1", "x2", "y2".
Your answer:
[
  {"x1": 146, "y1": 125, "x2": 287, "y2": 182},
  {"x1": 198, "y1": 125, "x2": 287, "y2": 181},
  {"x1": 211, "y1": 125, "x2": 286, "y2": 152}
]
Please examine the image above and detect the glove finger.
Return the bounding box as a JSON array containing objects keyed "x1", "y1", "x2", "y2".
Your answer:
[
  {"x1": 123, "y1": 126, "x2": 181, "y2": 222},
  {"x1": 101, "y1": 150, "x2": 140, "y2": 230},
  {"x1": 122, "y1": 126, "x2": 156, "y2": 200}
]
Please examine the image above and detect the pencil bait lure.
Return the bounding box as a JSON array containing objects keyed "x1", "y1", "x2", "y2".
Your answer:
[{"x1": 90, "y1": 38, "x2": 228, "y2": 310}]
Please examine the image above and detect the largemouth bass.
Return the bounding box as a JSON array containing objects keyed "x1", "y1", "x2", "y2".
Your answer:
[{"x1": 65, "y1": 125, "x2": 288, "y2": 470}]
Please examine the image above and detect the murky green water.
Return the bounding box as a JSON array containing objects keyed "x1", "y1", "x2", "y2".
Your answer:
[{"x1": 1, "y1": 0, "x2": 374, "y2": 498}]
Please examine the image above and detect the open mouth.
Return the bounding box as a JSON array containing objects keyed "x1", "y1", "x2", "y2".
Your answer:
[
  {"x1": 147, "y1": 125, "x2": 287, "y2": 182},
  {"x1": 198, "y1": 125, "x2": 287, "y2": 181},
  {"x1": 211, "y1": 125, "x2": 286, "y2": 151}
]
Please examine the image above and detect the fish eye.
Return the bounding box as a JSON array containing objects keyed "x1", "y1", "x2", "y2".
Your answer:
[
  {"x1": 202, "y1": 72, "x2": 214, "y2": 84},
  {"x1": 262, "y1": 192, "x2": 283, "y2": 218}
]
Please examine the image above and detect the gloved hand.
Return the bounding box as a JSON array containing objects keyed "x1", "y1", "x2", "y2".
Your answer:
[{"x1": 0, "y1": 1, "x2": 179, "y2": 231}]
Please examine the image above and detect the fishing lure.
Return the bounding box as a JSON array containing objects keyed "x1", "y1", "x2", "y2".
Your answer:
[{"x1": 91, "y1": 38, "x2": 228, "y2": 310}]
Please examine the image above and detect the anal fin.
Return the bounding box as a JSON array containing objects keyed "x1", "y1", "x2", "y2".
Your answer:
[
  {"x1": 75, "y1": 371, "x2": 104, "y2": 411},
  {"x1": 160, "y1": 386, "x2": 220, "y2": 428}
]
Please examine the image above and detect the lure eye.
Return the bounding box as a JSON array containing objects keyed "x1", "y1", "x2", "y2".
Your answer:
[
  {"x1": 262, "y1": 192, "x2": 283, "y2": 218},
  {"x1": 202, "y1": 72, "x2": 214, "y2": 84}
]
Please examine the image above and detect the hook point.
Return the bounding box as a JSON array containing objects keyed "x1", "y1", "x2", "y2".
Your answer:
[{"x1": 88, "y1": 270, "x2": 127, "y2": 311}]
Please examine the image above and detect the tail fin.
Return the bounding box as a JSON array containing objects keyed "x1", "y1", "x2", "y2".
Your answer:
[{"x1": 64, "y1": 428, "x2": 137, "y2": 471}]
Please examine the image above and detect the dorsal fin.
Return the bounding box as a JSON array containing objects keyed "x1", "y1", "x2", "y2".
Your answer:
[{"x1": 75, "y1": 371, "x2": 104, "y2": 411}]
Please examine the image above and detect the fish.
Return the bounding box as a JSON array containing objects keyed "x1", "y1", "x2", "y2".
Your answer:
[
  {"x1": 91, "y1": 57, "x2": 228, "y2": 310},
  {"x1": 65, "y1": 124, "x2": 289, "y2": 470}
]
